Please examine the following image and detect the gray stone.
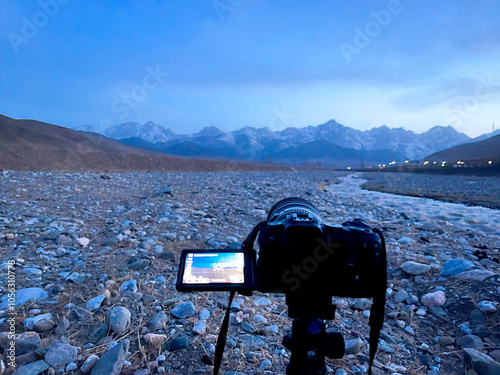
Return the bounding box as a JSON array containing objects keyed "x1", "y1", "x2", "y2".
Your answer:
[
  {"x1": 378, "y1": 339, "x2": 395, "y2": 353},
  {"x1": 153, "y1": 247, "x2": 176, "y2": 261},
  {"x1": 149, "y1": 311, "x2": 169, "y2": 330},
  {"x1": 344, "y1": 338, "x2": 364, "y2": 355},
  {"x1": 44, "y1": 339, "x2": 78, "y2": 367},
  {"x1": 91, "y1": 339, "x2": 129, "y2": 375},
  {"x1": 193, "y1": 321, "x2": 207, "y2": 335},
  {"x1": 463, "y1": 348, "x2": 500, "y2": 375},
  {"x1": 120, "y1": 280, "x2": 138, "y2": 295},
  {"x1": 81, "y1": 354, "x2": 100, "y2": 373},
  {"x1": 439, "y1": 336, "x2": 455, "y2": 345},
  {"x1": 241, "y1": 321, "x2": 256, "y2": 333},
  {"x1": 455, "y1": 269, "x2": 495, "y2": 281},
  {"x1": 86, "y1": 295, "x2": 105, "y2": 311},
  {"x1": 0, "y1": 287, "x2": 48, "y2": 308},
  {"x1": 253, "y1": 297, "x2": 272, "y2": 306},
  {"x1": 477, "y1": 301, "x2": 498, "y2": 313},
  {"x1": 55, "y1": 317, "x2": 70, "y2": 336},
  {"x1": 68, "y1": 305, "x2": 93, "y2": 322},
  {"x1": 398, "y1": 237, "x2": 415, "y2": 244},
  {"x1": 394, "y1": 290, "x2": 408, "y2": 304},
  {"x1": 105, "y1": 306, "x2": 131, "y2": 333},
  {"x1": 199, "y1": 308, "x2": 210, "y2": 320},
  {"x1": 419, "y1": 223, "x2": 444, "y2": 234},
  {"x1": 457, "y1": 335, "x2": 483, "y2": 348},
  {"x1": 88, "y1": 323, "x2": 109, "y2": 344},
  {"x1": 238, "y1": 334, "x2": 268, "y2": 349},
  {"x1": 24, "y1": 313, "x2": 55, "y2": 332},
  {"x1": 169, "y1": 336, "x2": 190, "y2": 351},
  {"x1": 12, "y1": 360, "x2": 49, "y2": 375},
  {"x1": 22, "y1": 267, "x2": 43, "y2": 276},
  {"x1": 401, "y1": 261, "x2": 431, "y2": 275},
  {"x1": 421, "y1": 291, "x2": 446, "y2": 307},
  {"x1": 253, "y1": 314, "x2": 268, "y2": 324},
  {"x1": 259, "y1": 359, "x2": 272, "y2": 371},
  {"x1": 66, "y1": 272, "x2": 86, "y2": 284},
  {"x1": 171, "y1": 301, "x2": 196, "y2": 318},
  {"x1": 66, "y1": 362, "x2": 78, "y2": 371},
  {"x1": 440, "y1": 258, "x2": 474, "y2": 276},
  {"x1": 0, "y1": 331, "x2": 41, "y2": 355}
]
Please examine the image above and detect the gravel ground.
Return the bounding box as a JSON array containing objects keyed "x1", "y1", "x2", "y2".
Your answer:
[
  {"x1": 360, "y1": 172, "x2": 500, "y2": 210},
  {"x1": 0, "y1": 170, "x2": 499, "y2": 375}
]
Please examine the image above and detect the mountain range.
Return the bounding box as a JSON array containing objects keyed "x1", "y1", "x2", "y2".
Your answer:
[
  {"x1": 77, "y1": 120, "x2": 498, "y2": 167},
  {"x1": 0, "y1": 114, "x2": 287, "y2": 172}
]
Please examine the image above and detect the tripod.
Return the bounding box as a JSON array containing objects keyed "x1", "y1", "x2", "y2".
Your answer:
[{"x1": 283, "y1": 295, "x2": 345, "y2": 375}]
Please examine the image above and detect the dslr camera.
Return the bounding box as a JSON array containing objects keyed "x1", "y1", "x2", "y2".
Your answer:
[{"x1": 177, "y1": 198, "x2": 387, "y2": 375}]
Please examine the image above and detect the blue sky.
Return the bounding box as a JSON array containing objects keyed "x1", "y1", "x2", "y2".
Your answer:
[{"x1": 1, "y1": 0, "x2": 499, "y2": 137}]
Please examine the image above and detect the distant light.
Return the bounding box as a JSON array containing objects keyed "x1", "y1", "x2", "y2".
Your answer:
[
  {"x1": 382, "y1": 164, "x2": 386, "y2": 167},
  {"x1": 405, "y1": 160, "x2": 409, "y2": 163},
  {"x1": 346, "y1": 166, "x2": 351, "y2": 170},
  {"x1": 423, "y1": 161, "x2": 429, "y2": 165},
  {"x1": 488, "y1": 160, "x2": 493, "y2": 165},
  {"x1": 433, "y1": 161, "x2": 437, "y2": 164},
  {"x1": 378, "y1": 164, "x2": 382, "y2": 167}
]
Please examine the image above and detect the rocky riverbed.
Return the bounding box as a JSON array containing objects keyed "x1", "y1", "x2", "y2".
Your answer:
[
  {"x1": 361, "y1": 172, "x2": 500, "y2": 210},
  {"x1": 0, "y1": 170, "x2": 499, "y2": 375}
]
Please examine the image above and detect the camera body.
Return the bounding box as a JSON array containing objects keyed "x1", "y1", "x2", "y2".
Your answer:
[{"x1": 257, "y1": 217, "x2": 385, "y2": 298}]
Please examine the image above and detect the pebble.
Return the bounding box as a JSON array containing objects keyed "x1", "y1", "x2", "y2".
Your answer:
[
  {"x1": 199, "y1": 308, "x2": 210, "y2": 320},
  {"x1": 144, "y1": 333, "x2": 167, "y2": 346},
  {"x1": 455, "y1": 269, "x2": 495, "y2": 281},
  {"x1": 0, "y1": 287, "x2": 48, "y2": 308},
  {"x1": 86, "y1": 295, "x2": 105, "y2": 311},
  {"x1": 90, "y1": 339, "x2": 130, "y2": 375},
  {"x1": 44, "y1": 339, "x2": 78, "y2": 367},
  {"x1": 149, "y1": 311, "x2": 169, "y2": 330},
  {"x1": 105, "y1": 306, "x2": 131, "y2": 333},
  {"x1": 421, "y1": 291, "x2": 446, "y2": 307},
  {"x1": 10, "y1": 360, "x2": 49, "y2": 375},
  {"x1": 193, "y1": 321, "x2": 207, "y2": 335},
  {"x1": 120, "y1": 280, "x2": 138, "y2": 295},
  {"x1": 169, "y1": 336, "x2": 190, "y2": 351},
  {"x1": 440, "y1": 258, "x2": 475, "y2": 276},
  {"x1": 171, "y1": 301, "x2": 196, "y2": 318},
  {"x1": 463, "y1": 348, "x2": 500, "y2": 374},
  {"x1": 81, "y1": 354, "x2": 100, "y2": 373},
  {"x1": 401, "y1": 261, "x2": 431, "y2": 275},
  {"x1": 477, "y1": 300, "x2": 499, "y2": 313}
]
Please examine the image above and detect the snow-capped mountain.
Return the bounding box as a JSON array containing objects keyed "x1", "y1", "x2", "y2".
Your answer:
[
  {"x1": 85, "y1": 119, "x2": 489, "y2": 164},
  {"x1": 103, "y1": 121, "x2": 176, "y2": 144}
]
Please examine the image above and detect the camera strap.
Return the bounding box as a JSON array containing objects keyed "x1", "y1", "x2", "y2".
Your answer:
[
  {"x1": 214, "y1": 222, "x2": 266, "y2": 375},
  {"x1": 367, "y1": 227, "x2": 387, "y2": 375},
  {"x1": 214, "y1": 290, "x2": 236, "y2": 375}
]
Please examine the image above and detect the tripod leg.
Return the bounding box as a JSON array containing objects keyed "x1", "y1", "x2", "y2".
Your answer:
[{"x1": 283, "y1": 318, "x2": 328, "y2": 375}]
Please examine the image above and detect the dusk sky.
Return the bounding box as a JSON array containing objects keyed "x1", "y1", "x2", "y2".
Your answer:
[{"x1": 1, "y1": 0, "x2": 499, "y2": 137}]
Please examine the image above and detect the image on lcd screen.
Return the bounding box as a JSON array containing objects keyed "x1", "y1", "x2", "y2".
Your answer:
[{"x1": 183, "y1": 252, "x2": 244, "y2": 284}]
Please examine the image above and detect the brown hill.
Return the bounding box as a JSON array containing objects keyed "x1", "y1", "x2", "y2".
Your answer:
[
  {"x1": 0, "y1": 114, "x2": 289, "y2": 172},
  {"x1": 424, "y1": 134, "x2": 500, "y2": 163}
]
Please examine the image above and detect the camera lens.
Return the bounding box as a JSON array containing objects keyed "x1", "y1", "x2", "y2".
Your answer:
[{"x1": 267, "y1": 197, "x2": 321, "y2": 223}]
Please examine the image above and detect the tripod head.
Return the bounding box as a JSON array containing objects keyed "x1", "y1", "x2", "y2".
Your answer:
[{"x1": 283, "y1": 295, "x2": 345, "y2": 375}]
